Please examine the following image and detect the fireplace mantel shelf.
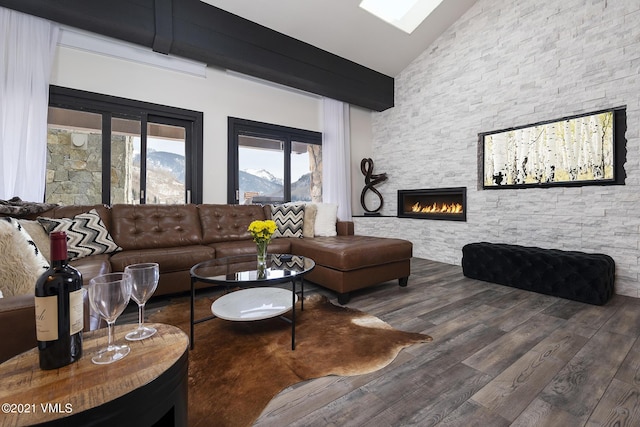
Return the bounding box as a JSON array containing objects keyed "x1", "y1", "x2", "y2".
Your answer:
[
  {"x1": 353, "y1": 215, "x2": 397, "y2": 218},
  {"x1": 353, "y1": 215, "x2": 468, "y2": 220}
]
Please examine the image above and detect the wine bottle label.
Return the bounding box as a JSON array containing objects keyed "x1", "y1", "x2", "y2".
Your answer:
[
  {"x1": 35, "y1": 295, "x2": 58, "y2": 341},
  {"x1": 69, "y1": 288, "x2": 83, "y2": 335}
]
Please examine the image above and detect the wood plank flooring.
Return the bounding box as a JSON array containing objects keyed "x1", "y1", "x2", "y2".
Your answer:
[{"x1": 250, "y1": 258, "x2": 640, "y2": 427}]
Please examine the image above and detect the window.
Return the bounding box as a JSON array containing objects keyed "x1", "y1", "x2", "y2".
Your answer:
[
  {"x1": 46, "y1": 86, "x2": 203, "y2": 205},
  {"x1": 227, "y1": 118, "x2": 322, "y2": 204}
]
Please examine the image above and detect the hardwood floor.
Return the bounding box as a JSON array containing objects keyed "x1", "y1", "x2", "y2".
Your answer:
[{"x1": 251, "y1": 258, "x2": 640, "y2": 427}]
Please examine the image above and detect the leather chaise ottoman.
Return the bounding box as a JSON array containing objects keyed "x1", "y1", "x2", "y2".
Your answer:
[{"x1": 292, "y1": 235, "x2": 412, "y2": 304}]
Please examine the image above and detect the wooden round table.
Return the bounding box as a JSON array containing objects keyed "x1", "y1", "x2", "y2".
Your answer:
[{"x1": 0, "y1": 323, "x2": 188, "y2": 427}]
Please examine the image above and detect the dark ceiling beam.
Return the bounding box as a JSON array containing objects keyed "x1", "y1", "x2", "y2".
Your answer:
[
  {"x1": 0, "y1": 0, "x2": 156, "y2": 47},
  {"x1": 0, "y1": 0, "x2": 394, "y2": 111},
  {"x1": 153, "y1": 0, "x2": 173, "y2": 54}
]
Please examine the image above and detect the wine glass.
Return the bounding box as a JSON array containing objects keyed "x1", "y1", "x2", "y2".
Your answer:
[
  {"x1": 89, "y1": 272, "x2": 133, "y2": 365},
  {"x1": 125, "y1": 263, "x2": 160, "y2": 341}
]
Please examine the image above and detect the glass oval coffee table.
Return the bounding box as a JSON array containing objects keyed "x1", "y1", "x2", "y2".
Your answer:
[{"x1": 189, "y1": 253, "x2": 315, "y2": 350}]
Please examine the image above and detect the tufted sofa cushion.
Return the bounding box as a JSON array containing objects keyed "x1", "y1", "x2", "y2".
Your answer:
[
  {"x1": 199, "y1": 204, "x2": 268, "y2": 244},
  {"x1": 110, "y1": 204, "x2": 203, "y2": 250},
  {"x1": 462, "y1": 242, "x2": 615, "y2": 305},
  {"x1": 109, "y1": 245, "x2": 215, "y2": 274}
]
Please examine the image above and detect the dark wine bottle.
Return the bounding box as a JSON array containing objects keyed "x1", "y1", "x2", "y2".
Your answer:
[{"x1": 35, "y1": 231, "x2": 83, "y2": 370}]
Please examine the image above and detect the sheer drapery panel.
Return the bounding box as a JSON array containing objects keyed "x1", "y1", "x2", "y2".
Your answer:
[
  {"x1": 0, "y1": 7, "x2": 59, "y2": 201},
  {"x1": 322, "y1": 98, "x2": 352, "y2": 221}
]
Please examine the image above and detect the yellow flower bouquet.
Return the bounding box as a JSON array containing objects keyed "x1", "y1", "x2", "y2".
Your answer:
[{"x1": 248, "y1": 220, "x2": 277, "y2": 266}]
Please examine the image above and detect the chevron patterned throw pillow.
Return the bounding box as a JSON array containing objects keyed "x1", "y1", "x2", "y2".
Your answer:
[
  {"x1": 271, "y1": 204, "x2": 305, "y2": 238},
  {"x1": 38, "y1": 209, "x2": 122, "y2": 260}
]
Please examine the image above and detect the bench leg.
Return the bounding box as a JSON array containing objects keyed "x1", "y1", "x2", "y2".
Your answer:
[
  {"x1": 399, "y1": 277, "x2": 409, "y2": 287},
  {"x1": 337, "y1": 292, "x2": 351, "y2": 305}
]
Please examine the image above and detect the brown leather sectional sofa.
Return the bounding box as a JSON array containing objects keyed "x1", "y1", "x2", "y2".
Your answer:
[{"x1": 0, "y1": 203, "x2": 412, "y2": 362}]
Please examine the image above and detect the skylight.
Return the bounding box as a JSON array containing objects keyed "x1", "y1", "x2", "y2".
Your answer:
[{"x1": 359, "y1": 0, "x2": 444, "y2": 34}]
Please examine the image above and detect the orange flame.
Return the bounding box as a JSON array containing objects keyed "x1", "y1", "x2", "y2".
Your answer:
[{"x1": 411, "y1": 201, "x2": 463, "y2": 214}]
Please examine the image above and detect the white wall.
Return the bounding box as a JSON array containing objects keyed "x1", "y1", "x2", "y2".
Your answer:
[{"x1": 357, "y1": 0, "x2": 640, "y2": 297}]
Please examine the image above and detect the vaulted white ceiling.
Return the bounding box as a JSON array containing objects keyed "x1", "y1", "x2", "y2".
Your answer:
[{"x1": 199, "y1": 0, "x2": 477, "y2": 77}]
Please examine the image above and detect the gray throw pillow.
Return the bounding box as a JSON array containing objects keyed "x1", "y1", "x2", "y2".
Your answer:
[{"x1": 271, "y1": 204, "x2": 305, "y2": 238}]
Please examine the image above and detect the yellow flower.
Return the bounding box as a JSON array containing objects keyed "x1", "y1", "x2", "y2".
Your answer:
[{"x1": 248, "y1": 220, "x2": 277, "y2": 244}]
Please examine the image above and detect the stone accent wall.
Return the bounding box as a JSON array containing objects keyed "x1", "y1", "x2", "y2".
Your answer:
[
  {"x1": 357, "y1": 0, "x2": 640, "y2": 297},
  {"x1": 309, "y1": 144, "x2": 323, "y2": 203},
  {"x1": 45, "y1": 130, "x2": 131, "y2": 205},
  {"x1": 110, "y1": 134, "x2": 134, "y2": 204}
]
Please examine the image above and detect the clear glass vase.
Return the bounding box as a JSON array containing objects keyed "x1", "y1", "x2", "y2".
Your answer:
[{"x1": 256, "y1": 242, "x2": 267, "y2": 278}]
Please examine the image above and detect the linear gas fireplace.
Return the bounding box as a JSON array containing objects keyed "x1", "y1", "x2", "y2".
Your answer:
[{"x1": 397, "y1": 187, "x2": 467, "y2": 221}]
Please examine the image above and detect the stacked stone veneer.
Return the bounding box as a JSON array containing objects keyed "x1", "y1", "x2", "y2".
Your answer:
[
  {"x1": 355, "y1": 0, "x2": 640, "y2": 297},
  {"x1": 45, "y1": 130, "x2": 131, "y2": 205}
]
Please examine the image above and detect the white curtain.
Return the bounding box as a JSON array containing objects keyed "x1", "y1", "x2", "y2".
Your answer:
[
  {"x1": 322, "y1": 98, "x2": 352, "y2": 221},
  {"x1": 0, "y1": 7, "x2": 59, "y2": 201}
]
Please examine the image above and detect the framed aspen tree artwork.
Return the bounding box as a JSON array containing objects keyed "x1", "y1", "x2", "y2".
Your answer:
[{"x1": 480, "y1": 108, "x2": 626, "y2": 189}]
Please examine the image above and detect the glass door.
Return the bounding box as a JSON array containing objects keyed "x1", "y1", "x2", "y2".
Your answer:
[
  {"x1": 144, "y1": 121, "x2": 187, "y2": 204},
  {"x1": 110, "y1": 117, "x2": 141, "y2": 204},
  {"x1": 111, "y1": 118, "x2": 188, "y2": 204},
  {"x1": 238, "y1": 135, "x2": 285, "y2": 204},
  {"x1": 48, "y1": 86, "x2": 203, "y2": 205}
]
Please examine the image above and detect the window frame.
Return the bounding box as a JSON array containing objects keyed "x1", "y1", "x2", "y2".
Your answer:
[
  {"x1": 48, "y1": 86, "x2": 204, "y2": 204},
  {"x1": 227, "y1": 117, "x2": 322, "y2": 204}
]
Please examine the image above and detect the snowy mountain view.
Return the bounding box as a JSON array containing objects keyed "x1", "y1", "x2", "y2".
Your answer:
[
  {"x1": 135, "y1": 150, "x2": 185, "y2": 182},
  {"x1": 131, "y1": 150, "x2": 311, "y2": 204},
  {"x1": 240, "y1": 168, "x2": 311, "y2": 203},
  {"x1": 244, "y1": 169, "x2": 283, "y2": 185}
]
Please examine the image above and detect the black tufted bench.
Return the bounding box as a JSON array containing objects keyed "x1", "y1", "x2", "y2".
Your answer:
[{"x1": 461, "y1": 242, "x2": 615, "y2": 305}]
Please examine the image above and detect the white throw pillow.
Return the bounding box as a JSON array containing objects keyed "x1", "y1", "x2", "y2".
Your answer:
[
  {"x1": 0, "y1": 217, "x2": 50, "y2": 297},
  {"x1": 314, "y1": 203, "x2": 338, "y2": 237}
]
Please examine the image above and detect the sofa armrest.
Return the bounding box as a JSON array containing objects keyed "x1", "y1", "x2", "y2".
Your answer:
[
  {"x1": 0, "y1": 294, "x2": 36, "y2": 363},
  {"x1": 337, "y1": 221, "x2": 354, "y2": 236},
  {"x1": 70, "y1": 254, "x2": 112, "y2": 286},
  {"x1": 0, "y1": 290, "x2": 103, "y2": 364}
]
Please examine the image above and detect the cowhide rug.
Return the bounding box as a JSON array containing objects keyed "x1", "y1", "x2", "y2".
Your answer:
[{"x1": 148, "y1": 293, "x2": 432, "y2": 427}]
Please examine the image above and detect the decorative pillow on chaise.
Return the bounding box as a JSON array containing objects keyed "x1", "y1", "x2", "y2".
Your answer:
[
  {"x1": 302, "y1": 203, "x2": 317, "y2": 238},
  {"x1": 271, "y1": 204, "x2": 305, "y2": 238},
  {"x1": 314, "y1": 203, "x2": 338, "y2": 237},
  {"x1": 37, "y1": 209, "x2": 122, "y2": 261},
  {"x1": 0, "y1": 217, "x2": 50, "y2": 297}
]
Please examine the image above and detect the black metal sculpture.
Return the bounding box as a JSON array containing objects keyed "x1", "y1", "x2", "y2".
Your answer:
[{"x1": 360, "y1": 158, "x2": 388, "y2": 215}]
